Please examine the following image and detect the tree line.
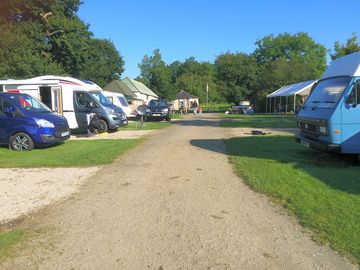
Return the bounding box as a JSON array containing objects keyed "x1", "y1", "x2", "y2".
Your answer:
[
  {"x1": 1, "y1": 1, "x2": 359, "y2": 111},
  {"x1": 137, "y1": 32, "x2": 360, "y2": 111}
]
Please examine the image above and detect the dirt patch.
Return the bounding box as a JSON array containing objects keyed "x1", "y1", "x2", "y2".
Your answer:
[
  {"x1": 230, "y1": 127, "x2": 297, "y2": 137},
  {"x1": 0, "y1": 167, "x2": 99, "y2": 225}
]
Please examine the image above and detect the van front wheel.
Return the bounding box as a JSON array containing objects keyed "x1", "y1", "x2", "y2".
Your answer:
[
  {"x1": 98, "y1": 119, "x2": 108, "y2": 133},
  {"x1": 10, "y1": 132, "x2": 34, "y2": 151}
]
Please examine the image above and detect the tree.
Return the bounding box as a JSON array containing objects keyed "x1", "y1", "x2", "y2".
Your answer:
[
  {"x1": 214, "y1": 52, "x2": 258, "y2": 104},
  {"x1": 0, "y1": 0, "x2": 125, "y2": 84},
  {"x1": 331, "y1": 33, "x2": 360, "y2": 61}
]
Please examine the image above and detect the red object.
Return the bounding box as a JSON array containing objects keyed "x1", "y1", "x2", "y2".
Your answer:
[{"x1": 7, "y1": 89, "x2": 20, "y2": 93}]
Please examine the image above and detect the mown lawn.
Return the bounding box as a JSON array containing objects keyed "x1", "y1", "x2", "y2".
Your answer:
[
  {"x1": 221, "y1": 113, "x2": 294, "y2": 119},
  {"x1": 225, "y1": 136, "x2": 360, "y2": 263},
  {"x1": 0, "y1": 139, "x2": 140, "y2": 168},
  {"x1": 121, "y1": 121, "x2": 172, "y2": 130},
  {"x1": 0, "y1": 230, "x2": 27, "y2": 261},
  {"x1": 221, "y1": 118, "x2": 297, "y2": 128}
]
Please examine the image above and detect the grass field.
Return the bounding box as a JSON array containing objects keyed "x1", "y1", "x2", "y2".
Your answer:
[
  {"x1": 221, "y1": 113, "x2": 294, "y2": 119},
  {"x1": 0, "y1": 139, "x2": 140, "y2": 168},
  {"x1": 220, "y1": 118, "x2": 297, "y2": 128},
  {"x1": 225, "y1": 136, "x2": 360, "y2": 263},
  {"x1": 0, "y1": 230, "x2": 27, "y2": 261},
  {"x1": 122, "y1": 121, "x2": 172, "y2": 130}
]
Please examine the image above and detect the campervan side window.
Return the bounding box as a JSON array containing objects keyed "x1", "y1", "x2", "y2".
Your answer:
[{"x1": 347, "y1": 81, "x2": 360, "y2": 105}]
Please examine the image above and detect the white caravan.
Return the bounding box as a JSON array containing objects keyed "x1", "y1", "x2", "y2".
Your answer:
[
  {"x1": 102, "y1": 90, "x2": 135, "y2": 117},
  {"x1": 0, "y1": 76, "x2": 127, "y2": 131}
]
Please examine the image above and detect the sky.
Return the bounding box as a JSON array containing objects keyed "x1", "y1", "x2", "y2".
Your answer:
[{"x1": 77, "y1": 0, "x2": 360, "y2": 79}]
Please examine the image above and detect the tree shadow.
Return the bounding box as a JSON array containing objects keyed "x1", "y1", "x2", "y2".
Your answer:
[{"x1": 190, "y1": 136, "x2": 360, "y2": 194}]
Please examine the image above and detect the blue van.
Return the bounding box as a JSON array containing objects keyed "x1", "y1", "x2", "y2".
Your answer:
[
  {"x1": 0, "y1": 92, "x2": 70, "y2": 151},
  {"x1": 295, "y1": 52, "x2": 360, "y2": 160}
]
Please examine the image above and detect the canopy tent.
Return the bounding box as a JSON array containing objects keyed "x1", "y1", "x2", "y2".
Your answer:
[{"x1": 266, "y1": 79, "x2": 317, "y2": 113}]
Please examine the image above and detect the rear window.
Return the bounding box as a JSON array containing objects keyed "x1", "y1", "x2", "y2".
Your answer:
[{"x1": 118, "y1": 96, "x2": 129, "y2": 107}]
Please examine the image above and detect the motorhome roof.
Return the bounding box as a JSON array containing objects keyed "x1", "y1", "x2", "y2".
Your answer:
[
  {"x1": 0, "y1": 78, "x2": 59, "y2": 85},
  {"x1": 321, "y1": 52, "x2": 360, "y2": 79}
]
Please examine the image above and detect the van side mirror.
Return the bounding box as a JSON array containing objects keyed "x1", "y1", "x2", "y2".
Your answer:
[{"x1": 356, "y1": 81, "x2": 360, "y2": 105}]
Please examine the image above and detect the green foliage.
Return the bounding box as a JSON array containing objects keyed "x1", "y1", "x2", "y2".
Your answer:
[
  {"x1": 215, "y1": 52, "x2": 258, "y2": 104},
  {"x1": 0, "y1": 139, "x2": 140, "y2": 168},
  {"x1": 252, "y1": 32, "x2": 327, "y2": 111},
  {"x1": 331, "y1": 33, "x2": 360, "y2": 61},
  {"x1": 0, "y1": 0, "x2": 124, "y2": 84},
  {"x1": 220, "y1": 118, "x2": 296, "y2": 128},
  {"x1": 225, "y1": 136, "x2": 360, "y2": 263}
]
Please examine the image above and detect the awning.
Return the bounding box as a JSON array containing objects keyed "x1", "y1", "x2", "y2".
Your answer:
[{"x1": 267, "y1": 79, "x2": 317, "y2": 98}]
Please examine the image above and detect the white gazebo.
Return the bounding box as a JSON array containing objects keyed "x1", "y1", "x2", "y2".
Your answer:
[{"x1": 266, "y1": 79, "x2": 317, "y2": 113}]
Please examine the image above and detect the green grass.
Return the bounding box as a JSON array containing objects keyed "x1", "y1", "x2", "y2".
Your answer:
[
  {"x1": 221, "y1": 113, "x2": 294, "y2": 119},
  {"x1": 0, "y1": 139, "x2": 140, "y2": 168},
  {"x1": 122, "y1": 121, "x2": 172, "y2": 130},
  {"x1": 225, "y1": 136, "x2": 360, "y2": 263},
  {"x1": 220, "y1": 119, "x2": 297, "y2": 128},
  {"x1": 0, "y1": 230, "x2": 27, "y2": 260},
  {"x1": 170, "y1": 113, "x2": 183, "y2": 119}
]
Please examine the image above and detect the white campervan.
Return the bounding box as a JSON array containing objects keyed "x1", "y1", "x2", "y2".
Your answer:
[
  {"x1": 102, "y1": 90, "x2": 135, "y2": 117},
  {"x1": 0, "y1": 76, "x2": 127, "y2": 132}
]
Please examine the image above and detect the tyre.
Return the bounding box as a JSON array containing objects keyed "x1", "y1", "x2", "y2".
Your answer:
[
  {"x1": 98, "y1": 119, "x2": 108, "y2": 133},
  {"x1": 9, "y1": 132, "x2": 34, "y2": 151},
  {"x1": 166, "y1": 115, "x2": 171, "y2": 121}
]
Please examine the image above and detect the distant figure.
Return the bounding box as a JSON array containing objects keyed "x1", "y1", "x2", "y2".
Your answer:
[
  {"x1": 191, "y1": 100, "x2": 198, "y2": 115},
  {"x1": 183, "y1": 99, "x2": 188, "y2": 114}
]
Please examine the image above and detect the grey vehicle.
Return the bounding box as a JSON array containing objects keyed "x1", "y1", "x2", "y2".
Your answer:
[
  {"x1": 73, "y1": 91, "x2": 128, "y2": 133},
  {"x1": 145, "y1": 99, "x2": 171, "y2": 121}
]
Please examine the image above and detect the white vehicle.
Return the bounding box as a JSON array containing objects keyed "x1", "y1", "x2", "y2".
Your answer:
[
  {"x1": 0, "y1": 75, "x2": 127, "y2": 132},
  {"x1": 102, "y1": 90, "x2": 135, "y2": 117}
]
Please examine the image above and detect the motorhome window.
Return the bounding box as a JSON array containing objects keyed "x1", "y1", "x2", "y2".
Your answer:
[
  {"x1": 90, "y1": 92, "x2": 112, "y2": 106},
  {"x1": 85, "y1": 96, "x2": 98, "y2": 108},
  {"x1": 304, "y1": 77, "x2": 351, "y2": 108},
  {"x1": 118, "y1": 96, "x2": 129, "y2": 107}
]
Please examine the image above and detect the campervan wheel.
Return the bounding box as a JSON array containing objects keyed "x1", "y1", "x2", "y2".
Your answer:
[{"x1": 98, "y1": 119, "x2": 108, "y2": 133}]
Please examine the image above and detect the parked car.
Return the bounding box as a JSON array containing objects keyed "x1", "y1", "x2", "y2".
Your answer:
[
  {"x1": 0, "y1": 92, "x2": 70, "y2": 151},
  {"x1": 145, "y1": 99, "x2": 171, "y2": 121}
]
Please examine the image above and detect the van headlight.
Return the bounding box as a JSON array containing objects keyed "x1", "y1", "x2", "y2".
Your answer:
[
  {"x1": 162, "y1": 108, "x2": 169, "y2": 113},
  {"x1": 106, "y1": 107, "x2": 115, "y2": 114},
  {"x1": 35, "y1": 119, "x2": 55, "y2": 128},
  {"x1": 319, "y1": 126, "x2": 327, "y2": 134}
]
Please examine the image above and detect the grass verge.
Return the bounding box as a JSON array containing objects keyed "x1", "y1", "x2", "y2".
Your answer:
[
  {"x1": 221, "y1": 113, "x2": 294, "y2": 119},
  {"x1": 225, "y1": 135, "x2": 360, "y2": 263},
  {"x1": 122, "y1": 121, "x2": 172, "y2": 130},
  {"x1": 221, "y1": 119, "x2": 297, "y2": 128},
  {"x1": 0, "y1": 229, "x2": 27, "y2": 261},
  {"x1": 0, "y1": 139, "x2": 140, "y2": 168}
]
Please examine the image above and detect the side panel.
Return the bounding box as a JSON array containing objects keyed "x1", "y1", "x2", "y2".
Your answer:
[{"x1": 341, "y1": 80, "x2": 360, "y2": 153}]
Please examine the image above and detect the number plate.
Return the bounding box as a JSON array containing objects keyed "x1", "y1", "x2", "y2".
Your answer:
[
  {"x1": 61, "y1": 131, "x2": 70, "y2": 137},
  {"x1": 301, "y1": 140, "x2": 310, "y2": 148},
  {"x1": 153, "y1": 113, "x2": 161, "y2": 116}
]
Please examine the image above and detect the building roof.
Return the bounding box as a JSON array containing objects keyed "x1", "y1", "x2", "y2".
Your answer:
[
  {"x1": 176, "y1": 90, "x2": 198, "y2": 99},
  {"x1": 123, "y1": 77, "x2": 158, "y2": 98},
  {"x1": 267, "y1": 79, "x2": 317, "y2": 98},
  {"x1": 103, "y1": 80, "x2": 135, "y2": 98},
  {"x1": 321, "y1": 52, "x2": 360, "y2": 79}
]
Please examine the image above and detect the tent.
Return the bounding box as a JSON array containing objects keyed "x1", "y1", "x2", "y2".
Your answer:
[{"x1": 266, "y1": 79, "x2": 317, "y2": 113}]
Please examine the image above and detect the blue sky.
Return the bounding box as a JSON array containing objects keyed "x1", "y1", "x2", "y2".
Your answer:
[{"x1": 77, "y1": 0, "x2": 360, "y2": 79}]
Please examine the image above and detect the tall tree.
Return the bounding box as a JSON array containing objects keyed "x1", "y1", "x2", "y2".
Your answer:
[
  {"x1": 331, "y1": 33, "x2": 360, "y2": 61},
  {"x1": 215, "y1": 52, "x2": 258, "y2": 104}
]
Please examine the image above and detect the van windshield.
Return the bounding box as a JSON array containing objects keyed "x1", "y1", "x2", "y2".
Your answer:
[
  {"x1": 304, "y1": 77, "x2": 351, "y2": 109},
  {"x1": 90, "y1": 92, "x2": 112, "y2": 106},
  {"x1": 11, "y1": 94, "x2": 51, "y2": 113},
  {"x1": 117, "y1": 96, "x2": 129, "y2": 107}
]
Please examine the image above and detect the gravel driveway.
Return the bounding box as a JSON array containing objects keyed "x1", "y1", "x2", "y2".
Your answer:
[{"x1": 1, "y1": 114, "x2": 357, "y2": 269}]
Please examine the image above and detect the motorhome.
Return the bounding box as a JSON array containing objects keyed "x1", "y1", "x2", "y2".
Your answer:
[
  {"x1": 296, "y1": 52, "x2": 360, "y2": 160},
  {"x1": 0, "y1": 76, "x2": 127, "y2": 132},
  {"x1": 102, "y1": 90, "x2": 135, "y2": 118}
]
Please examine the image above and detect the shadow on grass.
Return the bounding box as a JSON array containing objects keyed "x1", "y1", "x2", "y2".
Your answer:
[{"x1": 190, "y1": 136, "x2": 360, "y2": 194}]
